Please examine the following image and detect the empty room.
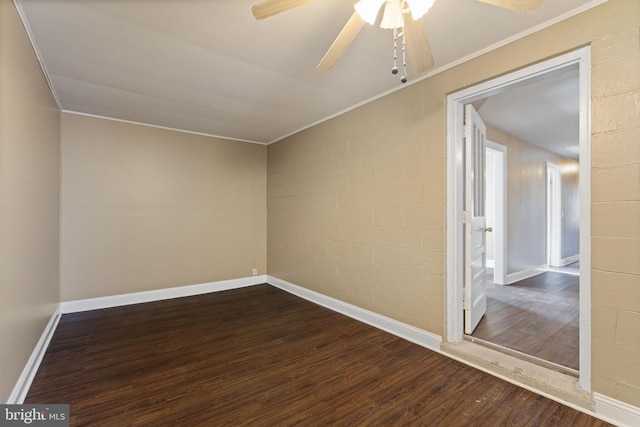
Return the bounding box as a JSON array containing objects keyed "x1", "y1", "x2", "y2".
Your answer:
[{"x1": 1, "y1": 0, "x2": 638, "y2": 425}]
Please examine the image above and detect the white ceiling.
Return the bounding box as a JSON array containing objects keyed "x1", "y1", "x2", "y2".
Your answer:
[
  {"x1": 478, "y1": 67, "x2": 580, "y2": 159},
  {"x1": 16, "y1": 0, "x2": 599, "y2": 145}
]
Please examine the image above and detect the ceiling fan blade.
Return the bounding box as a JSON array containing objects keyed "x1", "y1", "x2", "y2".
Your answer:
[
  {"x1": 251, "y1": 0, "x2": 313, "y2": 20},
  {"x1": 317, "y1": 12, "x2": 366, "y2": 71},
  {"x1": 403, "y1": 15, "x2": 435, "y2": 74},
  {"x1": 476, "y1": 0, "x2": 545, "y2": 14}
]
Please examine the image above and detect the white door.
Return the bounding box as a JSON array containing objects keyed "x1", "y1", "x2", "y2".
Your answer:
[{"x1": 464, "y1": 104, "x2": 488, "y2": 334}]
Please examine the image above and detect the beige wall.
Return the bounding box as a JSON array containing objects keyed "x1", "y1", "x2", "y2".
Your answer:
[
  {"x1": 0, "y1": 0, "x2": 60, "y2": 402},
  {"x1": 486, "y1": 124, "x2": 579, "y2": 274},
  {"x1": 60, "y1": 114, "x2": 266, "y2": 300},
  {"x1": 268, "y1": 90, "x2": 446, "y2": 334},
  {"x1": 589, "y1": 0, "x2": 640, "y2": 406},
  {"x1": 268, "y1": 0, "x2": 640, "y2": 407}
]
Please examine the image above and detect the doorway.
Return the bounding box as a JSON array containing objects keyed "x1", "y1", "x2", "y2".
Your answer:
[
  {"x1": 445, "y1": 47, "x2": 591, "y2": 391},
  {"x1": 485, "y1": 142, "x2": 506, "y2": 285},
  {"x1": 473, "y1": 129, "x2": 580, "y2": 372}
]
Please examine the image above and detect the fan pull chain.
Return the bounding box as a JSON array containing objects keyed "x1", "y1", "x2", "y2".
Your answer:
[
  {"x1": 401, "y1": 29, "x2": 407, "y2": 83},
  {"x1": 391, "y1": 27, "x2": 399, "y2": 75}
]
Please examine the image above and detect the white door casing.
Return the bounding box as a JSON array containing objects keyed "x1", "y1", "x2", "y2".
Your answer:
[
  {"x1": 464, "y1": 104, "x2": 488, "y2": 334},
  {"x1": 446, "y1": 46, "x2": 591, "y2": 391}
]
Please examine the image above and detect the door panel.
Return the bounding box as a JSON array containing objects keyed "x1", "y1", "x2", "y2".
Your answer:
[{"x1": 464, "y1": 104, "x2": 487, "y2": 335}]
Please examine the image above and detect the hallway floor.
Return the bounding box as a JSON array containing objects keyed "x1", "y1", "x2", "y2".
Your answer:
[{"x1": 471, "y1": 270, "x2": 579, "y2": 370}]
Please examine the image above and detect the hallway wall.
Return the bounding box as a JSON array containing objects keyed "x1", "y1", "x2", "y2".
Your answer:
[{"x1": 486, "y1": 124, "x2": 579, "y2": 275}]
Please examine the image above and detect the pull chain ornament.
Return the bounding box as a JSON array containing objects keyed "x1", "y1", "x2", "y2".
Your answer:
[
  {"x1": 390, "y1": 13, "x2": 408, "y2": 83},
  {"x1": 391, "y1": 27, "x2": 399, "y2": 75},
  {"x1": 401, "y1": 28, "x2": 407, "y2": 83}
]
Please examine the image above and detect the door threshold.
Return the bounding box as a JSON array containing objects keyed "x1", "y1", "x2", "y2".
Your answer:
[
  {"x1": 440, "y1": 340, "x2": 593, "y2": 411},
  {"x1": 544, "y1": 266, "x2": 580, "y2": 276},
  {"x1": 463, "y1": 334, "x2": 579, "y2": 377}
]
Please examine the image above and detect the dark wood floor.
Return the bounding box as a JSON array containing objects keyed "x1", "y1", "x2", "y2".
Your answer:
[
  {"x1": 26, "y1": 284, "x2": 607, "y2": 426},
  {"x1": 471, "y1": 271, "x2": 579, "y2": 370}
]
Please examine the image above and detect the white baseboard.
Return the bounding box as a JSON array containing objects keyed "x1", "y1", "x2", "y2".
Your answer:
[
  {"x1": 60, "y1": 275, "x2": 267, "y2": 314},
  {"x1": 594, "y1": 393, "x2": 640, "y2": 427},
  {"x1": 505, "y1": 264, "x2": 547, "y2": 285},
  {"x1": 8, "y1": 307, "x2": 62, "y2": 404},
  {"x1": 267, "y1": 275, "x2": 442, "y2": 351},
  {"x1": 560, "y1": 254, "x2": 580, "y2": 267},
  {"x1": 11, "y1": 276, "x2": 266, "y2": 403}
]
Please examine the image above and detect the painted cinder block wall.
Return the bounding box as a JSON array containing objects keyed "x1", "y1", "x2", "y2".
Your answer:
[
  {"x1": 267, "y1": 0, "x2": 640, "y2": 407},
  {"x1": 60, "y1": 113, "x2": 267, "y2": 301},
  {"x1": 0, "y1": 0, "x2": 61, "y2": 403}
]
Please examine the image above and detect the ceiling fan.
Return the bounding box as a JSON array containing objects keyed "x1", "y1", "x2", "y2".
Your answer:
[{"x1": 251, "y1": 0, "x2": 545, "y2": 80}]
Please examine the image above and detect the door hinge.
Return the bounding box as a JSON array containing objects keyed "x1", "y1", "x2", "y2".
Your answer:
[
  {"x1": 462, "y1": 211, "x2": 471, "y2": 224},
  {"x1": 463, "y1": 296, "x2": 470, "y2": 310}
]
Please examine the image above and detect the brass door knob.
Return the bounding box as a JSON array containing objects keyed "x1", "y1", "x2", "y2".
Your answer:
[{"x1": 484, "y1": 227, "x2": 493, "y2": 232}]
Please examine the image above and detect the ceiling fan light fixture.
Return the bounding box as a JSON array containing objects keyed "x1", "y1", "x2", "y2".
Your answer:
[
  {"x1": 354, "y1": 0, "x2": 386, "y2": 24},
  {"x1": 252, "y1": 0, "x2": 544, "y2": 79},
  {"x1": 406, "y1": 0, "x2": 435, "y2": 20},
  {"x1": 380, "y1": 0, "x2": 404, "y2": 29}
]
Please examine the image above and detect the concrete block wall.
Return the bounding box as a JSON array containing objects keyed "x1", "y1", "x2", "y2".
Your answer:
[
  {"x1": 268, "y1": 87, "x2": 446, "y2": 334},
  {"x1": 268, "y1": 0, "x2": 640, "y2": 408},
  {"x1": 590, "y1": 4, "x2": 640, "y2": 404}
]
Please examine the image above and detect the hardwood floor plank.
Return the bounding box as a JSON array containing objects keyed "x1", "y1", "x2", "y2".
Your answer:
[{"x1": 26, "y1": 284, "x2": 607, "y2": 426}]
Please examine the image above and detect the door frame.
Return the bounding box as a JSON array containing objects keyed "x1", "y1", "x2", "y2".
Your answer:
[
  {"x1": 445, "y1": 46, "x2": 592, "y2": 391},
  {"x1": 486, "y1": 141, "x2": 507, "y2": 285},
  {"x1": 546, "y1": 162, "x2": 562, "y2": 267}
]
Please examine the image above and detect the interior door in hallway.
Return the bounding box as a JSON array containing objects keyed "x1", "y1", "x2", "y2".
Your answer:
[{"x1": 464, "y1": 104, "x2": 488, "y2": 335}]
